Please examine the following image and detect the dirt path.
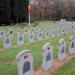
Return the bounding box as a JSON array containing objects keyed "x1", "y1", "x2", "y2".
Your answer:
[{"x1": 35, "y1": 53, "x2": 75, "y2": 75}]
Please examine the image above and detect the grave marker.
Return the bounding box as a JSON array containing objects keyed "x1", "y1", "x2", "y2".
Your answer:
[
  {"x1": 24, "y1": 27, "x2": 28, "y2": 34},
  {"x1": 69, "y1": 36, "x2": 75, "y2": 55},
  {"x1": 17, "y1": 27, "x2": 21, "y2": 34},
  {"x1": 57, "y1": 29, "x2": 60, "y2": 36},
  {"x1": 62, "y1": 29, "x2": 65, "y2": 35},
  {"x1": 3, "y1": 34, "x2": 11, "y2": 48},
  {"x1": 45, "y1": 29, "x2": 49, "y2": 39},
  {"x1": 9, "y1": 28, "x2": 13, "y2": 36},
  {"x1": 42, "y1": 43, "x2": 53, "y2": 70},
  {"x1": 38, "y1": 31, "x2": 42, "y2": 40},
  {"x1": 52, "y1": 29, "x2": 55, "y2": 37},
  {"x1": 17, "y1": 33, "x2": 24, "y2": 45},
  {"x1": 0, "y1": 29, "x2": 4, "y2": 38},
  {"x1": 58, "y1": 39, "x2": 66, "y2": 61},
  {"x1": 16, "y1": 50, "x2": 34, "y2": 75},
  {"x1": 29, "y1": 31, "x2": 34, "y2": 43}
]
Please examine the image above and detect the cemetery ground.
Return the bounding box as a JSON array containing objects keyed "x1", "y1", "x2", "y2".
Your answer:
[{"x1": 0, "y1": 21, "x2": 75, "y2": 75}]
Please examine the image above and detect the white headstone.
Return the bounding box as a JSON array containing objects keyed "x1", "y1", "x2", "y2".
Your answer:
[
  {"x1": 45, "y1": 29, "x2": 49, "y2": 39},
  {"x1": 36, "y1": 27, "x2": 39, "y2": 32},
  {"x1": 17, "y1": 27, "x2": 21, "y2": 35},
  {"x1": 42, "y1": 43, "x2": 53, "y2": 71},
  {"x1": 17, "y1": 34, "x2": 24, "y2": 45},
  {"x1": 9, "y1": 28, "x2": 13, "y2": 36},
  {"x1": 24, "y1": 27, "x2": 28, "y2": 34},
  {"x1": 52, "y1": 29, "x2": 55, "y2": 37},
  {"x1": 0, "y1": 29, "x2": 4, "y2": 38},
  {"x1": 58, "y1": 39, "x2": 66, "y2": 61},
  {"x1": 29, "y1": 31, "x2": 34, "y2": 43},
  {"x1": 57, "y1": 29, "x2": 60, "y2": 36},
  {"x1": 38, "y1": 31, "x2": 42, "y2": 40},
  {"x1": 41, "y1": 26, "x2": 44, "y2": 32},
  {"x1": 69, "y1": 36, "x2": 75, "y2": 54},
  {"x1": 3, "y1": 34, "x2": 11, "y2": 48},
  {"x1": 16, "y1": 50, "x2": 34, "y2": 75},
  {"x1": 62, "y1": 29, "x2": 65, "y2": 35}
]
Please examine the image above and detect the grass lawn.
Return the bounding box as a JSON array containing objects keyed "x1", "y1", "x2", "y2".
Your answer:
[
  {"x1": 54, "y1": 58, "x2": 75, "y2": 75},
  {"x1": 0, "y1": 22, "x2": 75, "y2": 75}
]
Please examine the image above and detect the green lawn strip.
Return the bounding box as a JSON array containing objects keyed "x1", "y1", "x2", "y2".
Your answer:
[{"x1": 54, "y1": 58, "x2": 75, "y2": 75}]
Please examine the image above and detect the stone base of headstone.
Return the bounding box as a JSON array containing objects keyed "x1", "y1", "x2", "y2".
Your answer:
[
  {"x1": 69, "y1": 48, "x2": 75, "y2": 55},
  {"x1": 58, "y1": 53, "x2": 67, "y2": 61}
]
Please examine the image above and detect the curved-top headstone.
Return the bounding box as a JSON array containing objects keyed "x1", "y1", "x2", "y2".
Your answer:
[
  {"x1": 62, "y1": 29, "x2": 65, "y2": 35},
  {"x1": 16, "y1": 50, "x2": 34, "y2": 75},
  {"x1": 17, "y1": 27, "x2": 21, "y2": 35},
  {"x1": 24, "y1": 27, "x2": 28, "y2": 34},
  {"x1": 3, "y1": 34, "x2": 11, "y2": 48},
  {"x1": 69, "y1": 36, "x2": 75, "y2": 54},
  {"x1": 45, "y1": 29, "x2": 49, "y2": 39},
  {"x1": 42, "y1": 43, "x2": 53, "y2": 71},
  {"x1": 52, "y1": 29, "x2": 55, "y2": 37},
  {"x1": 29, "y1": 31, "x2": 34, "y2": 43},
  {"x1": 58, "y1": 39, "x2": 66, "y2": 61},
  {"x1": 0, "y1": 29, "x2": 4, "y2": 38},
  {"x1": 38, "y1": 31, "x2": 42, "y2": 40},
  {"x1": 36, "y1": 27, "x2": 39, "y2": 32},
  {"x1": 57, "y1": 29, "x2": 60, "y2": 36},
  {"x1": 9, "y1": 28, "x2": 13, "y2": 36},
  {"x1": 17, "y1": 33, "x2": 24, "y2": 45}
]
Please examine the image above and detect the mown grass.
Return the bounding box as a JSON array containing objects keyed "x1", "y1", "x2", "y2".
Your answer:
[{"x1": 54, "y1": 58, "x2": 75, "y2": 75}]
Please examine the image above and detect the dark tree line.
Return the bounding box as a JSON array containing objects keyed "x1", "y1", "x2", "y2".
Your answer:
[
  {"x1": 0, "y1": 0, "x2": 75, "y2": 25},
  {"x1": 0, "y1": 0, "x2": 29, "y2": 25},
  {"x1": 52, "y1": 0, "x2": 75, "y2": 20}
]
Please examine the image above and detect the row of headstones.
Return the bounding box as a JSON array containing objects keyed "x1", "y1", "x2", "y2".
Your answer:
[
  {"x1": 2, "y1": 26, "x2": 74, "y2": 49},
  {"x1": 3, "y1": 29, "x2": 66, "y2": 48},
  {"x1": 1, "y1": 24, "x2": 75, "y2": 49},
  {"x1": 16, "y1": 36, "x2": 75, "y2": 75},
  {"x1": 0, "y1": 21, "x2": 75, "y2": 39},
  {"x1": 0, "y1": 26, "x2": 66, "y2": 38},
  {"x1": 0, "y1": 20, "x2": 75, "y2": 34},
  {"x1": 57, "y1": 21, "x2": 75, "y2": 33},
  {"x1": 1, "y1": 21, "x2": 74, "y2": 38}
]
